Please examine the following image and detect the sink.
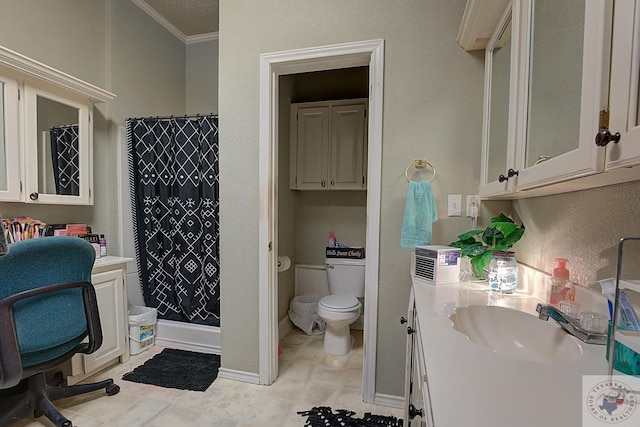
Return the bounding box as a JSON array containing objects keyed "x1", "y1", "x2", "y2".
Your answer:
[{"x1": 449, "y1": 305, "x2": 583, "y2": 363}]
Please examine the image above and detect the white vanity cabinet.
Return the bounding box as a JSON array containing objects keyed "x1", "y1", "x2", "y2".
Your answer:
[
  {"x1": 403, "y1": 288, "x2": 433, "y2": 427},
  {"x1": 478, "y1": 0, "x2": 612, "y2": 198},
  {"x1": 0, "y1": 45, "x2": 115, "y2": 205},
  {"x1": 290, "y1": 99, "x2": 367, "y2": 191},
  {"x1": 64, "y1": 257, "x2": 132, "y2": 386}
]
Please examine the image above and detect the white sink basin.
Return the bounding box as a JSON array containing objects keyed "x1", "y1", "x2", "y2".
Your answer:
[{"x1": 449, "y1": 305, "x2": 583, "y2": 364}]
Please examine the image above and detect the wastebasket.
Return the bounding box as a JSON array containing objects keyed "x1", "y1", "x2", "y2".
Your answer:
[
  {"x1": 288, "y1": 295, "x2": 326, "y2": 335},
  {"x1": 128, "y1": 305, "x2": 157, "y2": 355}
]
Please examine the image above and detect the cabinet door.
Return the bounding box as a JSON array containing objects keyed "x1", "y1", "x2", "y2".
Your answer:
[
  {"x1": 0, "y1": 73, "x2": 21, "y2": 201},
  {"x1": 84, "y1": 269, "x2": 126, "y2": 373},
  {"x1": 607, "y1": 0, "x2": 640, "y2": 169},
  {"x1": 329, "y1": 103, "x2": 366, "y2": 190},
  {"x1": 292, "y1": 106, "x2": 330, "y2": 190},
  {"x1": 23, "y1": 84, "x2": 93, "y2": 205},
  {"x1": 514, "y1": 0, "x2": 610, "y2": 189},
  {"x1": 480, "y1": 2, "x2": 519, "y2": 197}
]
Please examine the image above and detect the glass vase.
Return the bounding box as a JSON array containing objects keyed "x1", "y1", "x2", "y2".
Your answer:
[{"x1": 488, "y1": 250, "x2": 518, "y2": 293}]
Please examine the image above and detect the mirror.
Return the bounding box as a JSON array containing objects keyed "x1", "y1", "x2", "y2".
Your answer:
[
  {"x1": 486, "y1": 13, "x2": 512, "y2": 183},
  {"x1": 36, "y1": 95, "x2": 81, "y2": 196},
  {"x1": 525, "y1": 0, "x2": 585, "y2": 167}
]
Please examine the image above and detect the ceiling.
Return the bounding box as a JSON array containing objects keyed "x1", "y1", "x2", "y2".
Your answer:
[{"x1": 139, "y1": 0, "x2": 219, "y2": 37}]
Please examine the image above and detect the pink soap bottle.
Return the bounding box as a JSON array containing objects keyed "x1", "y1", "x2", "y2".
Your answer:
[
  {"x1": 328, "y1": 231, "x2": 336, "y2": 248},
  {"x1": 549, "y1": 258, "x2": 571, "y2": 305}
]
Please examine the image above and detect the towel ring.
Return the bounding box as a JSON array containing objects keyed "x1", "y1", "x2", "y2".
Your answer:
[{"x1": 405, "y1": 158, "x2": 435, "y2": 182}]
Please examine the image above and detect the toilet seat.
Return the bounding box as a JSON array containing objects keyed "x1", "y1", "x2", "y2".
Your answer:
[{"x1": 319, "y1": 295, "x2": 360, "y2": 312}]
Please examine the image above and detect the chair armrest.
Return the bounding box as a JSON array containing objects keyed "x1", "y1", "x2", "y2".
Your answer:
[{"x1": 0, "y1": 281, "x2": 103, "y2": 389}]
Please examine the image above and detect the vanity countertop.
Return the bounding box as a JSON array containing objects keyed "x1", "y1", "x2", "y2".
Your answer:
[{"x1": 412, "y1": 275, "x2": 615, "y2": 426}]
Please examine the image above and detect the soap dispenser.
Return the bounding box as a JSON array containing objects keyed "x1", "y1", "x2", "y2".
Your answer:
[
  {"x1": 549, "y1": 258, "x2": 571, "y2": 305},
  {"x1": 328, "y1": 231, "x2": 336, "y2": 248}
]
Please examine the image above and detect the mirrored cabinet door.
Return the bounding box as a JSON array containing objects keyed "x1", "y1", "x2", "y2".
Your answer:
[
  {"x1": 23, "y1": 85, "x2": 91, "y2": 205},
  {"x1": 0, "y1": 73, "x2": 21, "y2": 201},
  {"x1": 514, "y1": 0, "x2": 609, "y2": 188},
  {"x1": 480, "y1": 3, "x2": 518, "y2": 196},
  {"x1": 607, "y1": 0, "x2": 640, "y2": 169}
]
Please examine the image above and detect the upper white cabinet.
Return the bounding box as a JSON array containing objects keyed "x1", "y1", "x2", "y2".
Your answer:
[
  {"x1": 0, "y1": 45, "x2": 115, "y2": 205},
  {"x1": 290, "y1": 99, "x2": 368, "y2": 191},
  {"x1": 479, "y1": 0, "x2": 611, "y2": 197}
]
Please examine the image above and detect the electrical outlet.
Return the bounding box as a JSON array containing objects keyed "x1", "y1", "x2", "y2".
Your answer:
[
  {"x1": 466, "y1": 195, "x2": 480, "y2": 217},
  {"x1": 447, "y1": 194, "x2": 462, "y2": 216}
]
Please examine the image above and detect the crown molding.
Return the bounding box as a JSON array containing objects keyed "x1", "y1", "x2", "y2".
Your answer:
[
  {"x1": 187, "y1": 32, "x2": 219, "y2": 45},
  {"x1": 131, "y1": 0, "x2": 187, "y2": 43}
]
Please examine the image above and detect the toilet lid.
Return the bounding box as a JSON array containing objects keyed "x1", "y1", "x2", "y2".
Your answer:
[{"x1": 319, "y1": 295, "x2": 360, "y2": 310}]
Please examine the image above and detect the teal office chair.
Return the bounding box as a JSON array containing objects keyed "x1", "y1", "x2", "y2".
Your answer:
[{"x1": 0, "y1": 236, "x2": 119, "y2": 427}]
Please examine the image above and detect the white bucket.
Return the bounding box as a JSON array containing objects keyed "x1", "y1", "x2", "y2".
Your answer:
[{"x1": 128, "y1": 305, "x2": 157, "y2": 355}]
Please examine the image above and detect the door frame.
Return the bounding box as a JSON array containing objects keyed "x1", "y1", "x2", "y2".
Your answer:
[{"x1": 258, "y1": 39, "x2": 384, "y2": 403}]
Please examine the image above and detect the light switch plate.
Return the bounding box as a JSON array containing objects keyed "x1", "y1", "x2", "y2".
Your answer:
[{"x1": 447, "y1": 194, "x2": 462, "y2": 216}]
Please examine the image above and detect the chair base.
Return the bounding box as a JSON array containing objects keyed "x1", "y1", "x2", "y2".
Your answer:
[{"x1": 0, "y1": 372, "x2": 119, "y2": 427}]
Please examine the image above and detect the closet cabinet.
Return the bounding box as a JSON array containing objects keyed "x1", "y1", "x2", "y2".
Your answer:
[
  {"x1": 402, "y1": 288, "x2": 433, "y2": 427},
  {"x1": 0, "y1": 45, "x2": 115, "y2": 205},
  {"x1": 478, "y1": 0, "x2": 612, "y2": 198},
  {"x1": 64, "y1": 257, "x2": 131, "y2": 386},
  {"x1": 290, "y1": 99, "x2": 367, "y2": 191}
]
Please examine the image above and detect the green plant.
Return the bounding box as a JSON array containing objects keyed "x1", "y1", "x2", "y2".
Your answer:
[{"x1": 449, "y1": 213, "x2": 525, "y2": 278}]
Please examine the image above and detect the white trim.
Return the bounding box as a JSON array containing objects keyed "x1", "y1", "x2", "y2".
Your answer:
[
  {"x1": 259, "y1": 39, "x2": 384, "y2": 404},
  {"x1": 374, "y1": 393, "x2": 405, "y2": 409},
  {"x1": 187, "y1": 32, "x2": 219, "y2": 45},
  {"x1": 131, "y1": 0, "x2": 187, "y2": 43},
  {"x1": 0, "y1": 45, "x2": 115, "y2": 103},
  {"x1": 154, "y1": 319, "x2": 221, "y2": 354},
  {"x1": 217, "y1": 368, "x2": 261, "y2": 385},
  {"x1": 279, "y1": 315, "x2": 293, "y2": 341}
]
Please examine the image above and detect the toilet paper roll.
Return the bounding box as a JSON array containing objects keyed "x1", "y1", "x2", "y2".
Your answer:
[{"x1": 277, "y1": 256, "x2": 291, "y2": 273}]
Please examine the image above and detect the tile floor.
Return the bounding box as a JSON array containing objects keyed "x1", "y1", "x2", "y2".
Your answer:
[{"x1": 12, "y1": 329, "x2": 404, "y2": 426}]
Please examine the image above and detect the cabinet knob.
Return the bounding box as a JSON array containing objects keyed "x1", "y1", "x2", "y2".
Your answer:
[
  {"x1": 595, "y1": 129, "x2": 621, "y2": 147},
  {"x1": 330, "y1": 180, "x2": 335, "y2": 186},
  {"x1": 507, "y1": 168, "x2": 519, "y2": 178},
  {"x1": 498, "y1": 174, "x2": 508, "y2": 183},
  {"x1": 408, "y1": 404, "x2": 424, "y2": 420},
  {"x1": 407, "y1": 326, "x2": 416, "y2": 335},
  {"x1": 400, "y1": 316, "x2": 407, "y2": 325},
  {"x1": 29, "y1": 192, "x2": 39, "y2": 201},
  {"x1": 321, "y1": 180, "x2": 326, "y2": 188}
]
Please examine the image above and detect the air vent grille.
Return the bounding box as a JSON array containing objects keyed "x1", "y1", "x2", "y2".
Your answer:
[{"x1": 415, "y1": 256, "x2": 435, "y2": 281}]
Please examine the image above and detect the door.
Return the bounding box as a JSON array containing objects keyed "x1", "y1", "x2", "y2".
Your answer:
[{"x1": 330, "y1": 103, "x2": 366, "y2": 190}]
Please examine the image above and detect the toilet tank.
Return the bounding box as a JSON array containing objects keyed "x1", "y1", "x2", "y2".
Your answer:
[{"x1": 325, "y1": 257, "x2": 366, "y2": 297}]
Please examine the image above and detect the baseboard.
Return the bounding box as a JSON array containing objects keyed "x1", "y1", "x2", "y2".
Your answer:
[
  {"x1": 279, "y1": 316, "x2": 293, "y2": 340},
  {"x1": 374, "y1": 392, "x2": 404, "y2": 409},
  {"x1": 155, "y1": 319, "x2": 220, "y2": 354},
  {"x1": 217, "y1": 367, "x2": 261, "y2": 385}
]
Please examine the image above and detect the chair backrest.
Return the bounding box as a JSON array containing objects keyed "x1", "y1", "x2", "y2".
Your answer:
[{"x1": 0, "y1": 236, "x2": 95, "y2": 367}]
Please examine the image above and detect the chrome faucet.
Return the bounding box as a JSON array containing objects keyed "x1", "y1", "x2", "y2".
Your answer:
[{"x1": 535, "y1": 303, "x2": 607, "y2": 345}]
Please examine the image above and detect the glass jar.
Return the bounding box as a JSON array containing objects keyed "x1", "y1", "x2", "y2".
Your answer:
[{"x1": 488, "y1": 250, "x2": 518, "y2": 293}]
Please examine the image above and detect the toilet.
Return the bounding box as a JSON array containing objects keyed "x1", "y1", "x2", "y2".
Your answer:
[{"x1": 316, "y1": 257, "x2": 365, "y2": 355}]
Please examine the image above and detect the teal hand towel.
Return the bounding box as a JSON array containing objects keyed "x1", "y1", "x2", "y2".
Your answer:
[{"x1": 401, "y1": 181, "x2": 438, "y2": 248}]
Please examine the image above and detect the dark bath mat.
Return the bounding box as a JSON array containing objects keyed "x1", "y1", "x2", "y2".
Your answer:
[
  {"x1": 298, "y1": 406, "x2": 403, "y2": 427},
  {"x1": 122, "y1": 348, "x2": 220, "y2": 391}
]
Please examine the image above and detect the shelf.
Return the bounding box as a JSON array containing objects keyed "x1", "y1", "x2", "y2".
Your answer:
[
  {"x1": 614, "y1": 330, "x2": 640, "y2": 355},
  {"x1": 619, "y1": 279, "x2": 640, "y2": 294}
]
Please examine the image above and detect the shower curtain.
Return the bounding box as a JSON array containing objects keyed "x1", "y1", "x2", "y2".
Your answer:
[
  {"x1": 127, "y1": 115, "x2": 220, "y2": 326},
  {"x1": 50, "y1": 124, "x2": 79, "y2": 196}
]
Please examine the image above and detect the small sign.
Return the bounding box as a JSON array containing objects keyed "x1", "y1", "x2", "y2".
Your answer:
[{"x1": 325, "y1": 247, "x2": 365, "y2": 259}]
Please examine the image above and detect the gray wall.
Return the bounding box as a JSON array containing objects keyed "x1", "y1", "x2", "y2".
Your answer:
[
  {"x1": 219, "y1": 0, "x2": 485, "y2": 396},
  {"x1": 187, "y1": 39, "x2": 219, "y2": 114}
]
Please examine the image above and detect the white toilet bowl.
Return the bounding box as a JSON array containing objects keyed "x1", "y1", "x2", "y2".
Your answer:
[{"x1": 316, "y1": 294, "x2": 362, "y2": 355}]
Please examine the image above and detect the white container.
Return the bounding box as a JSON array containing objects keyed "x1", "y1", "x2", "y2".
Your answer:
[{"x1": 128, "y1": 305, "x2": 157, "y2": 355}]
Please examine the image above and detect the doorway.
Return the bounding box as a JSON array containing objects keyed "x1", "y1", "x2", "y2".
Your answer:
[{"x1": 259, "y1": 39, "x2": 384, "y2": 404}]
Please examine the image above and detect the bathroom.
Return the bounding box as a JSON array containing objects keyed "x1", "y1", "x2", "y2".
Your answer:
[{"x1": 5, "y1": 1, "x2": 640, "y2": 419}]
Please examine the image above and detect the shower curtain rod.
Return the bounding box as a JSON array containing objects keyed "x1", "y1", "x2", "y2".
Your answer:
[{"x1": 127, "y1": 113, "x2": 218, "y2": 121}]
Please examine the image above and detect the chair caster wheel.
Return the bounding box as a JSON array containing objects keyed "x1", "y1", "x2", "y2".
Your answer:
[
  {"x1": 106, "y1": 384, "x2": 120, "y2": 396},
  {"x1": 61, "y1": 421, "x2": 72, "y2": 427}
]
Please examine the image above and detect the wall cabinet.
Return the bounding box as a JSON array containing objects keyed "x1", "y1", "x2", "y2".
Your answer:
[
  {"x1": 403, "y1": 288, "x2": 433, "y2": 427},
  {"x1": 290, "y1": 99, "x2": 367, "y2": 191},
  {"x1": 0, "y1": 45, "x2": 115, "y2": 205},
  {"x1": 470, "y1": 0, "x2": 640, "y2": 199},
  {"x1": 64, "y1": 257, "x2": 131, "y2": 386}
]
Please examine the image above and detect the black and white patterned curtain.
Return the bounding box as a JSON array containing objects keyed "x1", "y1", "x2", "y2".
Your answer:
[
  {"x1": 50, "y1": 124, "x2": 79, "y2": 196},
  {"x1": 127, "y1": 115, "x2": 220, "y2": 326}
]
